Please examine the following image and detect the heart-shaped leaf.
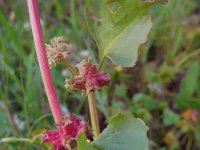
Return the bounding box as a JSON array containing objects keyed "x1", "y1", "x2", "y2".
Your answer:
[
  {"x1": 93, "y1": 113, "x2": 149, "y2": 150},
  {"x1": 86, "y1": 0, "x2": 153, "y2": 67}
]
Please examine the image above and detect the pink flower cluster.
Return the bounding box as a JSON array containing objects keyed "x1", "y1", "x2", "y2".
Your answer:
[
  {"x1": 42, "y1": 115, "x2": 86, "y2": 150},
  {"x1": 45, "y1": 36, "x2": 70, "y2": 67},
  {"x1": 65, "y1": 59, "x2": 110, "y2": 94}
]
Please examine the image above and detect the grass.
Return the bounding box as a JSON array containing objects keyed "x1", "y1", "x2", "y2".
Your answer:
[{"x1": 0, "y1": 0, "x2": 200, "y2": 149}]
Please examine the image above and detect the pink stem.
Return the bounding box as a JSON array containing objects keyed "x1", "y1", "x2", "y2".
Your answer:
[{"x1": 27, "y1": 0, "x2": 62, "y2": 123}]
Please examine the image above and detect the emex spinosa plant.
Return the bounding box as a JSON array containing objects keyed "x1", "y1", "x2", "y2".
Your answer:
[{"x1": 27, "y1": 0, "x2": 166, "y2": 149}]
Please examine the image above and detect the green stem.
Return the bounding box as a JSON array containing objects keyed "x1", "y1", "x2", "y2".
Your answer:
[
  {"x1": 63, "y1": 59, "x2": 77, "y2": 74},
  {"x1": 176, "y1": 48, "x2": 200, "y2": 67},
  {"x1": 28, "y1": 113, "x2": 52, "y2": 136},
  {"x1": 87, "y1": 92, "x2": 100, "y2": 140},
  {"x1": 0, "y1": 137, "x2": 33, "y2": 143}
]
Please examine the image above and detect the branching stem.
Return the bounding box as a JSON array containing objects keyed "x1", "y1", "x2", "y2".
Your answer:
[{"x1": 63, "y1": 59, "x2": 78, "y2": 75}]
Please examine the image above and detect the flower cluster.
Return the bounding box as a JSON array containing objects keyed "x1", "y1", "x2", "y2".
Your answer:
[
  {"x1": 65, "y1": 59, "x2": 110, "y2": 94},
  {"x1": 45, "y1": 36, "x2": 70, "y2": 67},
  {"x1": 42, "y1": 115, "x2": 87, "y2": 150},
  {"x1": 43, "y1": 37, "x2": 110, "y2": 149}
]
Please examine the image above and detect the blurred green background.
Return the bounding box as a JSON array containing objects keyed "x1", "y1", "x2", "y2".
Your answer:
[{"x1": 0, "y1": 0, "x2": 200, "y2": 149}]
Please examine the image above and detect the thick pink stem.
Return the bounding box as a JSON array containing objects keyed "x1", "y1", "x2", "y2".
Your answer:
[{"x1": 27, "y1": 0, "x2": 62, "y2": 123}]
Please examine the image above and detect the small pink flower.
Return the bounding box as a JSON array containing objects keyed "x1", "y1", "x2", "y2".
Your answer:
[
  {"x1": 59, "y1": 116, "x2": 85, "y2": 139},
  {"x1": 41, "y1": 115, "x2": 88, "y2": 150},
  {"x1": 42, "y1": 130, "x2": 65, "y2": 150},
  {"x1": 65, "y1": 59, "x2": 110, "y2": 94}
]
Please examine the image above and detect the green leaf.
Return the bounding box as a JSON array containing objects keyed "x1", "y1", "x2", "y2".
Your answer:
[
  {"x1": 176, "y1": 97, "x2": 200, "y2": 109},
  {"x1": 114, "y1": 84, "x2": 127, "y2": 98},
  {"x1": 94, "y1": 113, "x2": 149, "y2": 150},
  {"x1": 132, "y1": 93, "x2": 156, "y2": 110},
  {"x1": 86, "y1": 0, "x2": 153, "y2": 67},
  {"x1": 77, "y1": 131, "x2": 96, "y2": 150},
  {"x1": 176, "y1": 62, "x2": 200, "y2": 109},
  {"x1": 163, "y1": 109, "x2": 180, "y2": 126},
  {"x1": 178, "y1": 62, "x2": 199, "y2": 99}
]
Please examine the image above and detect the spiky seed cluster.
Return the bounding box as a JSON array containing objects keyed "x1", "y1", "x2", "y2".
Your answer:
[
  {"x1": 65, "y1": 59, "x2": 110, "y2": 94},
  {"x1": 42, "y1": 115, "x2": 87, "y2": 150},
  {"x1": 45, "y1": 36, "x2": 69, "y2": 67}
]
